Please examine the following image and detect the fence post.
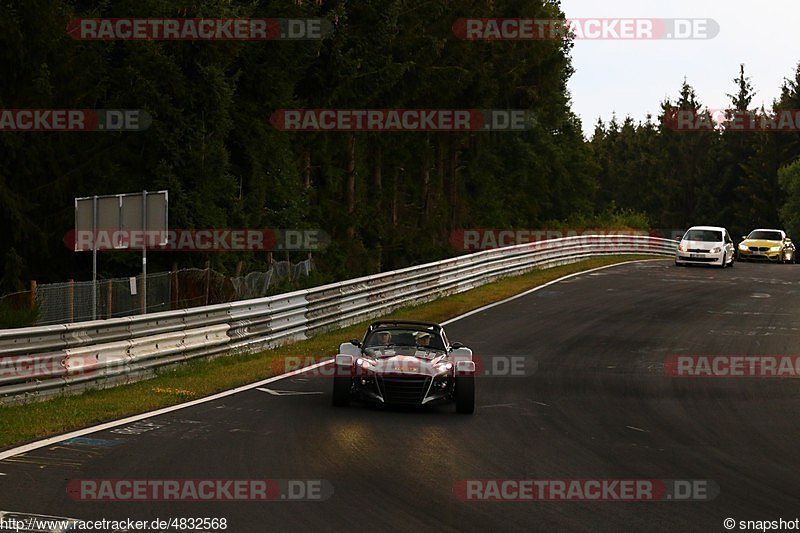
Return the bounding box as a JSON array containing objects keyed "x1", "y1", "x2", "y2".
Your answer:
[
  {"x1": 204, "y1": 261, "x2": 211, "y2": 306},
  {"x1": 29, "y1": 280, "x2": 36, "y2": 309},
  {"x1": 68, "y1": 278, "x2": 74, "y2": 323},
  {"x1": 171, "y1": 264, "x2": 179, "y2": 311},
  {"x1": 106, "y1": 279, "x2": 113, "y2": 319}
]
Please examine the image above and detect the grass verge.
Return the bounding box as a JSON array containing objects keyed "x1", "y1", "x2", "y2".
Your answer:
[{"x1": 0, "y1": 255, "x2": 663, "y2": 450}]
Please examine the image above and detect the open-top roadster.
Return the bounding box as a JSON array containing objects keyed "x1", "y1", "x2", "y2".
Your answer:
[{"x1": 332, "y1": 320, "x2": 475, "y2": 414}]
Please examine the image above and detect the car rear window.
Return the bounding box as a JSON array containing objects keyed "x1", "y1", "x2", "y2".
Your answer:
[{"x1": 684, "y1": 230, "x2": 722, "y2": 242}]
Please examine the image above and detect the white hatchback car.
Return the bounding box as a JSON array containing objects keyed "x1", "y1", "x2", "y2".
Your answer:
[{"x1": 675, "y1": 226, "x2": 735, "y2": 268}]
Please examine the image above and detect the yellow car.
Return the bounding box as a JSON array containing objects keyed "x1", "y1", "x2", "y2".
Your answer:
[{"x1": 737, "y1": 229, "x2": 796, "y2": 263}]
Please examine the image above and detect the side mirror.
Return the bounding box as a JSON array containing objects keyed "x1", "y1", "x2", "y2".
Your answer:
[
  {"x1": 674, "y1": 236, "x2": 681, "y2": 242},
  {"x1": 349, "y1": 339, "x2": 361, "y2": 347},
  {"x1": 450, "y1": 342, "x2": 464, "y2": 349},
  {"x1": 741, "y1": 236, "x2": 747, "y2": 241}
]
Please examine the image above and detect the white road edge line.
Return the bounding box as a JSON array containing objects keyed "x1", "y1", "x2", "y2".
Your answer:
[
  {"x1": 256, "y1": 388, "x2": 324, "y2": 396},
  {"x1": 0, "y1": 360, "x2": 330, "y2": 461},
  {"x1": 0, "y1": 258, "x2": 664, "y2": 461}
]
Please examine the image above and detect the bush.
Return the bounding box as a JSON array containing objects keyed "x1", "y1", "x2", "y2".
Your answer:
[{"x1": 0, "y1": 295, "x2": 39, "y2": 329}]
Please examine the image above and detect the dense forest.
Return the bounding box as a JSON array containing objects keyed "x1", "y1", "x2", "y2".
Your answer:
[
  {"x1": 591, "y1": 65, "x2": 800, "y2": 241},
  {"x1": 2, "y1": 0, "x2": 800, "y2": 296}
]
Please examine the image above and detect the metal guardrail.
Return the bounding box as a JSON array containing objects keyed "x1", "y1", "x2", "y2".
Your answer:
[{"x1": 0, "y1": 235, "x2": 676, "y2": 402}]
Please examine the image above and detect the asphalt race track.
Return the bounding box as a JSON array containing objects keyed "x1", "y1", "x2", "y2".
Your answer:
[{"x1": 3, "y1": 260, "x2": 800, "y2": 532}]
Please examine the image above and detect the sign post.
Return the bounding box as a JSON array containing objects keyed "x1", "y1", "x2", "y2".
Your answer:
[
  {"x1": 142, "y1": 190, "x2": 147, "y2": 314},
  {"x1": 92, "y1": 195, "x2": 98, "y2": 320}
]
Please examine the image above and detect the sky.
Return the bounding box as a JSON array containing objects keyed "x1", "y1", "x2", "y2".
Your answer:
[{"x1": 560, "y1": 0, "x2": 800, "y2": 137}]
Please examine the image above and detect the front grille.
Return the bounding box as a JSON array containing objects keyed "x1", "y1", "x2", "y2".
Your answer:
[
  {"x1": 688, "y1": 248, "x2": 710, "y2": 253},
  {"x1": 749, "y1": 247, "x2": 769, "y2": 252},
  {"x1": 378, "y1": 376, "x2": 430, "y2": 405},
  {"x1": 683, "y1": 256, "x2": 717, "y2": 262}
]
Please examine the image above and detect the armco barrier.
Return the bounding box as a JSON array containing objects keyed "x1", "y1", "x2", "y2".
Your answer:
[{"x1": 0, "y1": 235, "x2": 676, "y2": 402}]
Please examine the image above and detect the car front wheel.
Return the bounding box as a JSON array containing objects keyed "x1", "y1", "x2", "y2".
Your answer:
[
  {"x1": 455, "y1": 375, "x2": 475, "y2": 414},
  {"x1": 332, "y1": 376, "x2": 351, "y2": 407}
]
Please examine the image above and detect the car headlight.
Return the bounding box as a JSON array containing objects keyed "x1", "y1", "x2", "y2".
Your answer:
[
  {"x1": 356, "y1": 358, "x2": 374, "y2": 371},
  {"x1": 770, "y1": 246, "x2": 782, "y2": 252},
  {"x1": 435, "y1": 362, "x2": 453, "y2": 374},
  {"x1": 678, "y1": 242, "x2": 687, "y2": 252},
  {"x1": 710, "y1": 247, "x2": 721, "y2": 253},
  {"x1": 738, "y1": 243, "x2": 748, "y2": 250}
]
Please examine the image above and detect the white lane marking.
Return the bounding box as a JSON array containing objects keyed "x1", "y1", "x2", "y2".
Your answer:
[
  {"x1": 441, "y1": 259, "x2": 666, "y2": 325},
  {"x1": 626, "y1": 425, "x2": 648, "y2": 432},
  {"x1": 0, "y1": 360, "x2": 330, "y2": 461},
  {"x1": 708, "y1": 310, "x2": 791, "y2": 316},
  {"x1": 1, "y1": 258, "x2": 663, "y2": 461},
  {"x1": 532, "y1": 401, "x2": 550, "y2": 406},
  {"x1": 256, "y1": 388, "x2": 324, "y2": 396}
]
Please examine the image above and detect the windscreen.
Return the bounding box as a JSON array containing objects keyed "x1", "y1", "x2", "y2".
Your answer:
[
  {"x1": 365, "y1": 328, "x2": 444, "y2": 350},
  {"x1": 684, "y1": 229, "x2": 723, "y2": 242},
  {"x1": 748, "y1": 230, "x2": 783, "y2": 241}
]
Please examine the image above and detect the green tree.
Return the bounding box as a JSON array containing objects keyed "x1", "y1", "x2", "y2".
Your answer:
[{"x1": 778, "y1": 157, "x2": 800, "y2": 236}]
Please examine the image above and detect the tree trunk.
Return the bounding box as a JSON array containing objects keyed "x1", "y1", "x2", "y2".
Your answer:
[
  {"x1": 435, "y1": 134, "x2": 446, "y2": 230},
  {"x1": 372, "y1": 144, "x2": 382, "y2": 190},
  {"x1": 421, "y1": 155, "x2": 431, "y2": 224},
  {"x1": 391, "y1": 166, "x2": 399, "y2": 228},
  {"x1": 449, "y1": 138, "x2": 459, "y2": 228},
  {"x1": 346, "y1": 134, "x2": 356, "y2": 239},
  {"x1": 302, "y1": 146, "x2": 312, "y2": 189}
]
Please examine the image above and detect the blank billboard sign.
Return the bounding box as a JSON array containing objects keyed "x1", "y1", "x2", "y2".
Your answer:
[{"x1": 74, "y1": 191, "x2": 168, "y2": 251}]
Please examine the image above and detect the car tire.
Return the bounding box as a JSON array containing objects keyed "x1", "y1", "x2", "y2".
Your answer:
[
  {"x1": 455, "y1": 375, "x2": 475, "y2": 414},
  {"x1": 332, "y1": 376, "x2": 351, "y2": 407},
  {"x1": 719, "y1": 254, "x2": 727, "y2": 269}
]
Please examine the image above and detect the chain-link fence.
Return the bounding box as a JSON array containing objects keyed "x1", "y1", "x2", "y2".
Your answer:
[{"x1": 0, "y1": 258, "x2": 313, "y2": 327}]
